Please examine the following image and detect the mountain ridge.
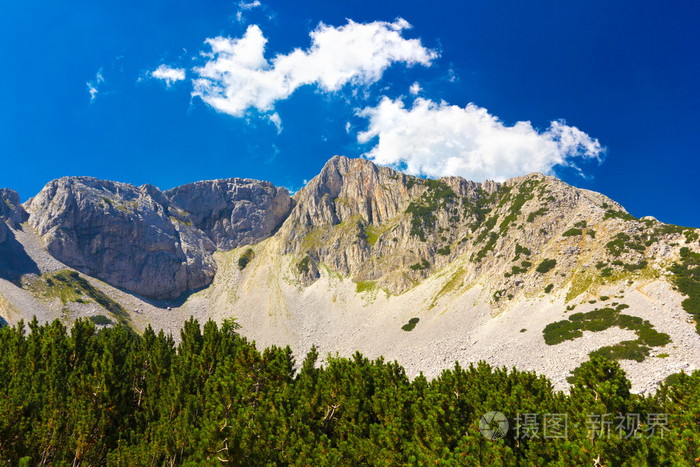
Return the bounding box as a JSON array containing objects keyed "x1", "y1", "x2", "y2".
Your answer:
[{"x1": 1, "y1": 156, "x2": 699, "y2": 392}]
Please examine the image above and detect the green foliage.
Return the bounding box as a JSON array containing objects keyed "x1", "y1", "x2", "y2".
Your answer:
[
  {"x1": 544, "y1": 283, "x2": 554, "y2": 293},
  {"x1": 669, "y1": 247, "x2": 700, "y2": 334},
  {"x1": 498, "y1": 180, "x2": 539, "y2": 234},
  {"x1": 684, "y1": 229, "x2": 699, "y2": 244},
  {"x1": 27, "y1": 270, "x2": 130, "y2": 325},
  {"x1": 401, "y1": 317, "x2": 420, "y2": 331},
  {"x1": 237, "y1": 248, "x2": 255, "y2": 270},
  {"x1": 297, "y1": 255, "x2": 311, "y2": 274},
  {"x1": 472, "y1": 232, "x2": 499, "y2": 262},
  {"x1": 0, "y1": 319, "x2": 697, "y2": 465},
  {"x1": 562, "y1": 228, "x2": 583, "y2": 237},
  {"x1": 513, "y1": 242, "x2": 531, "y2": 261},
  {"x1": 505, "y1": 261, "x2": 532, "y2": 277},
  {"x1": 88, "y1": 315, "x2": 112, "y2": 326},
  {"x1": 543, "y1": 306, "x2": 670, "y2": 364},
  {"x1": 605, "y1": 232, "x2": 646, "y2": 257},
  {"x1": 409, "y1": 259, "x2": 430, "y2": 271},
  {"x1": 356, "y1": 280, "x2": 377, "y2": 293},
  {"x1": 535, "y1": 258, "x2": 557, "y2": 274},
  {"x1": 573, "y1": 220, "x2": 587, "y2": 229},
  {"x1": 604, "y1": 210, "x2": 637, "y2": 221},
  {"x1": 405, "y1": 180, "x2": 457, "y2": 241},
  {"x1": 436, "y1": 245, "x2": 451, "y2": 256},
  {"x1": 526, "y1": 207, "x2": 548, "y2": 222},
  {"x1": 364, "y1": 225, "x2": 379, "y2": 245}
]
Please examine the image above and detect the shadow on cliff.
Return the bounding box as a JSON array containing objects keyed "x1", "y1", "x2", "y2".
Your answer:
[{"x1": 0, "y1": 227, "x2": 40, "y2": 284}]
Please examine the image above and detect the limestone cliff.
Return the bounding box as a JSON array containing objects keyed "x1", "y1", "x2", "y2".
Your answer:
[
  {"x1": 277, "y1": 156, "x2": 693, "y2": 308},
  {"x1": 164, "y1": 178, "x2": 292, "y2": 250},
  {"x1": 23, "y1": 177, "x2": 216, "y2": 300}
]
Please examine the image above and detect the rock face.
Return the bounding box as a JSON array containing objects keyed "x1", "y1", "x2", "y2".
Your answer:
[
  {"x1": 277, "y1": 155, "x2": 634, "y2": 296},
  {"x1": 0, "y1": 189, "x2": 28, "y2": 225},
  {"x1": 0, "y1": 189, "x2": 27, "y2": 244},
  {"x1": 24, "y1": 177, "x2": 217, "y2": 300},
  {"x1": 164, "y1": 179, "x2": 292, "y2": 250}
]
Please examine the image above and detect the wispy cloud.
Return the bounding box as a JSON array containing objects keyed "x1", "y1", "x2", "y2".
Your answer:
[
  {"x1": 358, "y1": 97, "x2": 604, "y2": 182},
  {"x1": 191, "y1": 19, "x2": 437, "y2": 119},
  {"x1": 235, "y1": 0, "x2": 262, "y2": 23},
  {"x1": 151, "y1": 65, "x2": 186, "y2": 86},
  {"x1": 268, "y1": 112, "x2": 282, "y2": 133},
  {"x1": 86, "y1": 68, "x2": 104, "y2": 102}
]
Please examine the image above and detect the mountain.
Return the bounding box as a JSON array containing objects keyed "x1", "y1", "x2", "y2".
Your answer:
[{"x1": 1, "y1": 156, "x2": 699, "y2": 392}]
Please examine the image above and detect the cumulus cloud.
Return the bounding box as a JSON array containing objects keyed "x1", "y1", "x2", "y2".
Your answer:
[
  {"x1": 192, "y1": 18, "x2": 437, "y2": 117},
  {"x1": 86, "y1": 68, "x2": 104, "y2": 102},
  {"x1": 409, "y1": 81, "x2": 422, "y2": 95},
  {"x1": 151, "y1": 65, "x2": 186, "y2": 86},
  {"x1": 357, "y1": 97, "x2": 604, "y2": 182}
]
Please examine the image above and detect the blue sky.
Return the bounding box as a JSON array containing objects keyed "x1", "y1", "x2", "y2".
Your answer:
[{"x1": 1, "y1": 1, "x2": 698, "y2": 226}]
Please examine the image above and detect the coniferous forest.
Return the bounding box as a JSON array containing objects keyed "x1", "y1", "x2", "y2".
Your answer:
[{"x1": 0, "y1": 319, "x2": 698, "y2": 465}]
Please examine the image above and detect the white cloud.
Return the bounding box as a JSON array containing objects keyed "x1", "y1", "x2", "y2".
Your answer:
[
  {"x1": 192, "y1": 18, "x2": 437, "y2": 117},
  {"x1": 269, "y1": 112, "x2": 282, "y2": 133},
  {"x1": 409, "y1": 81, "x2": 422, "y2": 95},
  {"x1": 357, "y1": 97, "x2": 604, "y2": 182},
  {"x1": 239, "y1": 0, "x2": 261, "y2": 9},
  {"x1": 86, "y1": 68, "x2": 104, "y2": 102},
  {"x1": 151, "y1": 65, "x2": 186, "y2": 86},
  {"x1": 235, "y1": 1, "x2": 262, "y2": 22}
]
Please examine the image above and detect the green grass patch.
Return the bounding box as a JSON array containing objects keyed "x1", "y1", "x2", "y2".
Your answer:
[
  {"x1": 238, "y1": 248, "x2": 255, "y2": 270},
  {"x1": 27, "y1": 270, "x2": 130, "y2": 325},
  {"x1": 356, "y1": 280, "x2": 377, "y2": 293},
  {"x1": 297, "y1": 256, "x2": 311, "y2": 274}
]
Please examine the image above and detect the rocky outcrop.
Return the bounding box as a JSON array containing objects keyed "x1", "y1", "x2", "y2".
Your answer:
[
  {"x1": 0, "y1": 189, "x2": 28, "y2": 245},
  {"x1": 24, "y1": 177, "x2": 217, "y2": 300},
  {"x1": 276, "y1": 156, "x2": 636, "y2": 296},
  {"x1": 0, "y1": 189, "x2": 27, "y2": 227},
  {"x1": 164, "y1": 179, "x2": 292, "y2": 250}
]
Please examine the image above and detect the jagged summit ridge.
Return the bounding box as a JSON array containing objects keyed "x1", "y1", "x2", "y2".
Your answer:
[
  {"x1": 22, "y1": 176, "x2": 293, "y2": 299},
  {"x1": 277, "y1": 155, "x2": 630, "y2": 296}
]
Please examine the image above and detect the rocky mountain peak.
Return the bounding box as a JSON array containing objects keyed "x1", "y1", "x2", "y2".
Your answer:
[
  {"x1": 23, "y1": 176, "x2": 216, "y2": 300},
  {"x1": 164, "y1": 177, "x2": 292, "y2": 250},
  {"x1": 19, "y1": 175, "x2": 293, "y2": 300},
  {"x1": 0, "y1": 188, "x2": 28, "y2": 227},
  {"x1": 273, "y1": 157, "x2": 657, "y2": 299}
]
